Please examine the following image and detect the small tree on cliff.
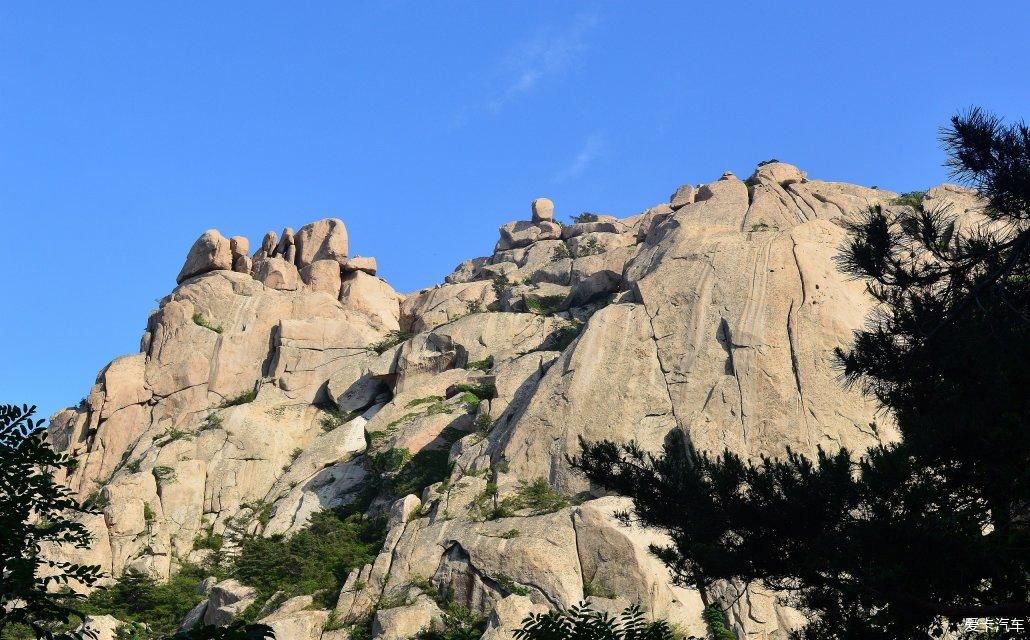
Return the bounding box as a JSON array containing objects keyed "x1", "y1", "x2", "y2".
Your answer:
[
  {"x1": 573, "y1": 109, "x2": 1030, "y2": 639},
  {"x1": 0, "y1": 404, "x2": 104, "y2": 639}
]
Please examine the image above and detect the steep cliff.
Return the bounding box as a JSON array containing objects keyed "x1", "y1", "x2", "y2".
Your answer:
[{"x1": 48, "y1": 164, "x2": 984, "y2": 639}]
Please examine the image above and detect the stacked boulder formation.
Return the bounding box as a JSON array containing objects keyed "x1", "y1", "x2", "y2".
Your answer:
[{"x1": 48, "y1": 164, "x2": 987, "y2": 640}]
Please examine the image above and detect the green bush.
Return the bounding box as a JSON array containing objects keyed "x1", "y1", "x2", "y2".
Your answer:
[
  {"x1": 551, "y1": 244, "x2": 572, "y2": 261},
  {"x1": 524, "y1": 295, "x2": 565, "y2": 315},
  {"x1": 369, "y1": 330, "x2": 414, "y2": 354},
  {"x1": 192, "y1": 312, "x2": 223, "y2": 334},
  {"x1": 232, "y1": 510, "x2": 386, "y2": 604},
  {"x1": 450, "y1": 382, "x2": 496, "y2": 401},
  {"x1": 222, "y1": 388, "x2": 258, "y2": 408},
  {"x1": 571, "y1": 213, "x2": 599, "y2": 224},
  {"x1": 80, "y1": 566, "x2": 210, "y2": 637},
  {"x1": 890, "y1": 190, "x2": 926, "y2": 208},
  {"x1": 540, "y1": 322, "x2": 582, "y2": 352},
  {"x1": 575, "y1": 237, "x2": 606, "y2": 257},
  {"x1": 465, "y1": 356, "x2": 493, "y2": 372},
  {"x1": 702, "y1": 604, "x2": 736, "y2": 640}
]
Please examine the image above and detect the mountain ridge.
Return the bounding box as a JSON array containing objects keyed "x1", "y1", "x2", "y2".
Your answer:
[{"x1": 46, "y1": 163, "x2": 984, "y2": 640}]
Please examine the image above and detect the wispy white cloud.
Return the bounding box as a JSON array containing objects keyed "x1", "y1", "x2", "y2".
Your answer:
[
  {"x1": 556, "y1": 133, "x2": 606, "y2": 182},
  {"x1": 488, "y1": 13, "x2": 599, "y2": 112}
]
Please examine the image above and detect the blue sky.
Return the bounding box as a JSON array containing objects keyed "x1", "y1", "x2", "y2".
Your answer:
[{"x1": 2, "y1": 2, "x2": 1028, "y2": 421}]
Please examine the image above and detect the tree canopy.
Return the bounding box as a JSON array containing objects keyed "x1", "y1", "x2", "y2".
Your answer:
[
  {"x1": 0, "y1": 404, "x2": 104, "y2": 639},
  {"x1": 573, "y1": 109, "x2": 1030, "y2": 639}
]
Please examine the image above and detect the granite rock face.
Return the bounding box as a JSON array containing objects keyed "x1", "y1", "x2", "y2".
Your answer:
[{"x1": 49, "y1": 166, "x2": 974, "y2": 639}]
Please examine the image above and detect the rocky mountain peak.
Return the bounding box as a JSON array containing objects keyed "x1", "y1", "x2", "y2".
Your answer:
[{"x1": 48, "y1": 165, "x2": 982, "y2": 640}]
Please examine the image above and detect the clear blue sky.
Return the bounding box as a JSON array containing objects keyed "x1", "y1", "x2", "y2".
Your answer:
[{"x1": 2, "y1": 2, "x2": 1028, "y2": 422}]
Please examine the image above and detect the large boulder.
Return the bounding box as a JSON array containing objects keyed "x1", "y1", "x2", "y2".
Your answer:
[
  {"x1": 254, "y1": 256, "x2": 301, "y2": 291},
  {"x1": 177, "y1": 230, "x2": 233, "y2": 284},
  {"x1": 531, "y1": 197, "x2": 554, "y2": 223},
  {"x1": 340, "y1": 271, "x2": 402, "y2": 331},
  {"x1": 296, "y1": 218, "x2": 349, "y2": 269},
  {"x1": 203, "y1": 579, "x2": 258, "y2": 626}
]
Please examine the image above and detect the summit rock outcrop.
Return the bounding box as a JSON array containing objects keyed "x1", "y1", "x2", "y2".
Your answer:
[{"x1": 47, "y1": 164, "x2": 983, "y2": 639}]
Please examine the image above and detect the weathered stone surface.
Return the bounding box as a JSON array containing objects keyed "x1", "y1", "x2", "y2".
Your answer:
[
  {"x1": 481, "y1": 595, "x2": 548, "y2": 640},
  {"x1": 254, "y1": 256, "x2": 301, "y2": 291},
  {"x1": 670, "y1": 183, "x2": 696, "y2": 209},
  {"x1": 229, "y1": 235, "x2": 250, "y2": 261},
  {"x1": 258, "y1": 596, "x2": 330, "y2": 640},
  {"x1": 177, "y1": 230, "x2": 233, "y2": 284},
  {"x1": 46, "y1": 173, "x2": 959, "y2": 634},
  {"x1": 373, "y1": 596, "x2": 442, "y2": 640},
  {"x1": 76, "y1": 615, "x2": 122, "y2": 640},
  {"x1": 343, "y1": 256, "x2": 377, "y2": 275},
  {"x1": 295, "y1": 218, "x2": 349, "y2": 269},
  {"x1": 300, "y1": 259, "x2": 343, "y2": 297},
  {"x1": 531, "y1": 197, "x2": 554, "y2": 222},
  {"x1": 340, "y1": 271, "x2": 403, "y2": 331},
  {"x1": 750, "y1": 161, "x2": 806, "y2": 186},
  {"x1": 203, "y1": 579, "x2": 258, "y2": 626},
  {"x1": 496, "y1": 221, "x2": 562, "y2": 252}
]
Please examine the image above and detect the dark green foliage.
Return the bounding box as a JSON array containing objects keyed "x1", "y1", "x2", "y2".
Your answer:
[
  {"x1": 491, "y1": 275, "x2": 512, "y2": 300},
  {"x1": 409, "y1": 578, "x2": 486, "y2": 640},
  {"x1": 464, "y1": 356, "x2": 493, "y2": 372},
  {"x1": 573, "y1": 109, "x2": 1030, "y2": 639},
  {"x1": 231, "y1": 510, "x2": 386, "y2": 604},
  {"x1": 153, "y1": 428, "x2": 192, "y2": 447},
  {"x1": 571, "y1": 213, "x2": 599, "y2": 224},
  {"x1": 551, "y1": 244, "x2": 572, "y2": 262},
  {"x1": 540, "y1": 322, "x2": 582, "y2": 352},
  {"x1": 524, "y1": 295, "x2": 566, "y2": 315},
  {"x1": 449, "y1": 382, "x2": 496, "y2": 401},
  {"x1": 0, "y1": 404, "x2": 104, "y2": 640},
  {"x1": 370, "y1": 330, "x2": 414, "y2": 355},
  {"x1": 78, "y1": 567, "x2": 209, "y2": 638},
  {"x1": 465, "y1": 300, "x2": 484, "y2": 314},
  {"x1": 889, "y1": 190, "x2": 926, "y2": 208},
  {"x1": 574, "y1": 237, "x2": 606, "y2": 257},
  {"x1": 514, "y1": 603, "x2": 678, "y2": 640},
  {"x1": 221, "y1": 389, "x2": 257, "y2": 408},
  {"x1": 756, "y1": 158, "x2": 780, "y2": 167},
  {"x1": 702, "y1": 605, "x2": 735, "y2": 640}
]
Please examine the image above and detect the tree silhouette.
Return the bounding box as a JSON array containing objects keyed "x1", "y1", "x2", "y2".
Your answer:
[
  {"x1": 514, "y1": 603, "x2": 678, "y2": 640},
  {"x1": 573, "y1": 109, "x2": 1030, "y2": 639},
  {"x1": 0, "y1": 404, "x2": 104, "y2": 639}
]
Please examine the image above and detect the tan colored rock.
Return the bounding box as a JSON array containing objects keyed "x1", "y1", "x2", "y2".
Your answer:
[
  {"x1": 750, "y1": 161, "x2": 805, "y2": 186},
  {"x1": 496, "y1": 304, "x2": 675, "y2": 493},
  {"x1": 232, "y1": 254, "x2": 252, "y2": 274},
  {"x1": 496, "y1": 221, "x2": 562, "y2": 252},
  {"x1": 531, "y1": 197, "x2": 554, "y2": 222},
  {"x1": 343, "y1": 256, "x2": 377, "y2": 275},
  {"x1": 76, "y1": 615, "x2": 122, "y2": 640},
  {"x1": 98, "y1": 354, "x2": 151, "y2": 419},
  {"x1": 296, "y1": 218, "x2": 349, "y2": 269},
  {"x1": 400, "y1": 280, "x2": 496, "y2": 334},
  {"x1": 254, "y1": 256, "x2": 301, "y2": 291},
  {"x1": 258, "y1": 596, "x2": 330, "y2": 640},
  {"x1": 670, "y1": 183, "x2": 696, "y2": 209},
  {"x1": 229, "y1": 235, "x2": 249, "y2": 261},
  {"x1": 567, "y1": 231, "x2": 635, "y2": 258},
  {"x1": 177, "y1": 229, "x2": 233, "y2": 284},
  {"x1": 203, "y1": 579, "x2": 258, "y2": 626},
  {"x1": 482, "y1": 595, "x2": 549, "y2": 640},
  {"x1": 340, "y1": 271, "x2": 402, "y2": 331},
  {"x1": 255, "y1": 231, "x2": 277, "y2": 260},
  {"x1": 300, "y1": 259, "x2": 343, "y2": 297},
  {"x1": 373, "y1": 596, "x2": 442, "y2": 640}
]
